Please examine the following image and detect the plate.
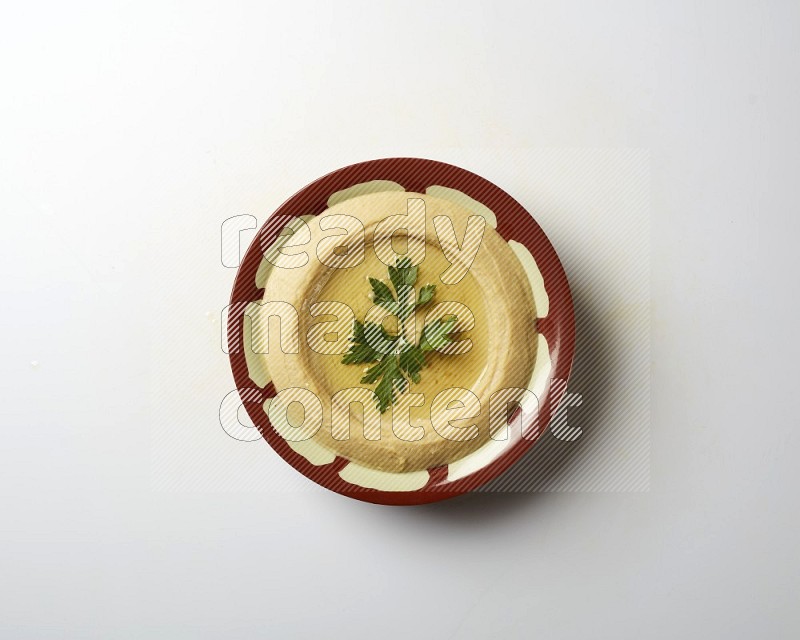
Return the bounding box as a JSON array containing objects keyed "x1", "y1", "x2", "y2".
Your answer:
[{"x1": 227, "y1": 158, "x2": 575, "y2": 504}]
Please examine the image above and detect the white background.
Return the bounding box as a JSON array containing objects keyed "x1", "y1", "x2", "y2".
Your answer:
[{"x1": 2, "y1": 1, "x2": 798, "y2": 638}]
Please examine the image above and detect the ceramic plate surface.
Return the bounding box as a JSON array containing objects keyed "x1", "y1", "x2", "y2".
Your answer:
[{"x1": 228, "y1": 158, "x2": 575, "y2": 504}]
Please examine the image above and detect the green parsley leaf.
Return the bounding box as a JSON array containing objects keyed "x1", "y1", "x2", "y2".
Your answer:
[
  {"x1": 343, "y1": 320, "x2": 396, "y2": 363},
  {"x1": 362, "y1": 356, "x2": 407, "y2": 412},
  {"x1": 360, "y1": 359, "x2": 387, "y2": 384},
  {"x1": 420, "y1": 317, "x2": 457, "y2": 352},
  {"x1": 416, "y1": 284, "x2": 436, "y2": 306},
  {"x1": 369, "y1": 277, "x2": 396, "y2": 311},
  {"x1": 341, "y1": 261, "x2": 457, "y2": 412},
  {"x1": 350, "y1": 319, "x2": 367, "y2": 343},
  {"x1": 364, "y1": 321, "x2": 398, "y2": 355},
  {"x1": 341, "y1": 342, "x2": 381, "y2": 365},
  {"x1": 388, "y1": 256, "x2": 419, "y2": 294},
  {"x1": 376, "y1": 358, "x2": 408, "y2": 412},
  {"x1": 398, "y1": 344, "x2": 426, "y2": 383},
  {"x1": 389, "y1": 257, "x2": 419, "y2": 321}
]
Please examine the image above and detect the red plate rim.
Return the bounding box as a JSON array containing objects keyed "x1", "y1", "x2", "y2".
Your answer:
[{"x1": 228, "y1": 157, "x2": 576, "y2": 505}]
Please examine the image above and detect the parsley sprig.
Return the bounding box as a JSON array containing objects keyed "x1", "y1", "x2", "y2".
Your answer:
[{"x1": 341, "y1": 257, "x2": 456, "y2": 412}]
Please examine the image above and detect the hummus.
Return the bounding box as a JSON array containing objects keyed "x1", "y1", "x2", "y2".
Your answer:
[{"x1": 260, "y1": 190, "x2": 537, "y2": 473}]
